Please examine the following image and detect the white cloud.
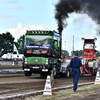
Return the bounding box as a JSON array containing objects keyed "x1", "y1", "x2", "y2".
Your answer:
[
  {"x1": 73, "y1": 14, "x2": 96, "y2": 25},
  {"x1": 0, "y1": 0, "x2": 18, "y2": 3},
  {"x1": 96, "y1": 46, "x2": 100, "y2": 51},
  {"x1": 9, "y1": 23, "x2": 44, "y2": 41},
  {"x1": 83, "y1": 31, "x2": 95, "y2": 35},
  {"x1": 74, "y1": 14, "x2": 88, "y2": 23},
  {"x1": 52, "y1": 0, "x2": 59, "y2": 5},
  {"x1": 67, "y1": 36, "x2": 73, "y2": 40},
  {"x1": 4, "y1": 5, "x2": 24, "y2": 10},
  {"x1": 0, "y1": 14, "x2": 18, "y2": 18}
]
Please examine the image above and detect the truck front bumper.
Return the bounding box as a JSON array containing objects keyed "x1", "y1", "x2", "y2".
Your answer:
[{"x1": 24, "y1": 64, "x2": 50, "y2": 73}]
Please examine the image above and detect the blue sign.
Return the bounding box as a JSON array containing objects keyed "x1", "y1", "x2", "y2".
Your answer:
[{"x1": 24, "y1": 45, "x2": 52, "y2": 49}]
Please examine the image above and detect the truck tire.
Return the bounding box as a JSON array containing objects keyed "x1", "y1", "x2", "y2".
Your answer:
[
  {"x1": 59, "y1": 73, "x2": 63, "y2": 78},
  {"x1": 94, "y1": 69, "x2": 97, "y2": 75},
  {"x1": 92, "y1": 69, "x2": 97, "y2": 76},
  {"x1": 40, "y1": 73, "x2": 47, "y2": 78},
  {"x1": 24, "y1": 71, "x2": 32, "y2": 76}
]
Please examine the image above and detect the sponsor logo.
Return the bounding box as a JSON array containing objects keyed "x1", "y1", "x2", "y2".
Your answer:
[
  {"x1": 35, "y1": 59, "x2": 38, "y2": 63},
  {"x1": 24, "y1": 45, "x2": 52, "y2": 49}
]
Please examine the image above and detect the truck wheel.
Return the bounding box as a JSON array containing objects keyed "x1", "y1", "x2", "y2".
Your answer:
[
  {"x1": 40, "y1": 73, "x2": 47, "y2": 78},
  {"x1": 95, "y1": 69, "x2": 97, "y2": 75},
  {"x1": 92, "y1": 69, "x2": 97, "y2": 76},
  {"x1": 22, "y1": 63, "x2": 24, "y2": 70},
  {"x1": 91, "y1": 69, "x2": 95, "y2": 76},
  {"x1": 59, "y1": 73, "x2": 63, "y2": 78},
  {"x1": 24, "y1": 71, "x2": 32, "y2": 76}
]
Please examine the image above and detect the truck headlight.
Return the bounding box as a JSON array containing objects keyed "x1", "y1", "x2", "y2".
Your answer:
[
  {"x1": 49, "y1": 60, "x2": 52, "y2": 64},
  {"x1": 25, "y1": 58, "x2": 27, "y2": 64},
  {"x1": 45, "y1": 58, "x2": 48, "y2": 64}
]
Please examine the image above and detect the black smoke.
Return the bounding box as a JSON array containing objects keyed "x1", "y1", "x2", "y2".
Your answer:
[{"x1": 55, "y1": 0, "x2": 100, "y2": 34}]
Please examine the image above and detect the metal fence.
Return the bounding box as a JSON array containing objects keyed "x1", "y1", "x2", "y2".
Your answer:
[{"x1": 0, "y1": 60, "x2": 23, "y2": 65}]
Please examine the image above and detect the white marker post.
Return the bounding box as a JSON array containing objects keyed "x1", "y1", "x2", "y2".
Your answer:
[
  {"x1": 95, "y1": 69, "x2": 100, "y2": 84},
  {"x1": 43, "y1": 70, "x2": 54, "y2": 95},
  {"x1": 43, "y1": 75, "x2": 52, "y2": 95}
]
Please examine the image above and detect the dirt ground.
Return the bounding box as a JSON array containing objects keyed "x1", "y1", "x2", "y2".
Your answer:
[
  {"x1": 0, "y1": 65, "x2": 98, "y2": 100},
  {"x1": 0, "y1": 65, "x2": 22, "y2": 69},
  {"x1": 24, "y1": 84, "x2": 100, "y2": 100}
]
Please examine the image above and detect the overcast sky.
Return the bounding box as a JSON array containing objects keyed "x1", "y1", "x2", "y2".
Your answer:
[{"x1": 0, "y1": 0, "x2": 100, "y2": 54}]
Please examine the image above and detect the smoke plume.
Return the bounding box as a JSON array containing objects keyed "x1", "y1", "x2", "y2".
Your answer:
[{"x1": 55, "y1": 0, "x2": 100, "y2": 34}]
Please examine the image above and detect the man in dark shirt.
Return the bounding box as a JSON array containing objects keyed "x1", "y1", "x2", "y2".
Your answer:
[{"x1": 69, "y1": 52, "x2": 82, "y2": 92}]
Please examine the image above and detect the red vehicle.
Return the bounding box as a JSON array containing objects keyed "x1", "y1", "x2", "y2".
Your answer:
[
  {"x1": 59, "y1": 38, "x2": 99, "y2": 78},
  {"x1": 81, "y1": 38, "x2": 99, "y2": 76}
]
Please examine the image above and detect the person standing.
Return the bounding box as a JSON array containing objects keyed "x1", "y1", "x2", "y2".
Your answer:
[{"x1": 69, "y1": 52, "x2": 82, "y2": 92}]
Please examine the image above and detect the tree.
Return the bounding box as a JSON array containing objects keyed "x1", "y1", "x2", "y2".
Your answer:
[
  {"x1": 61, "y1": 49, "x2": 69, "y2": 57},
  {"x1": 71, "y1": 50, "x2": 83, "y2": 57},
  {"x1": 96, "y1": 51, "x2": 100, "y2": 57},
  {"x1": 0, "y1": 34, "x2": 4, "y2": 51},
  {"x1": 0, "y1": 32, "x2": 15, "y2": 55}
]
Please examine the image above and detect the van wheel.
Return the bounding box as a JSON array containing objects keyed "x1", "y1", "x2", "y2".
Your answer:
[
  {"x1": 66, "y1": 70, "x2": 70, "y2": 77},
  {"x1": 64, "y1": 70, "x2": 70, "y2": 78}
]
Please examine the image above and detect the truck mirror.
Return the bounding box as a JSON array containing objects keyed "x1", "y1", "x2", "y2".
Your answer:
[
  {"x1": 54, "y1": 41, "x2": 58, "y2": 49},
  {"x1": 20, "y1": 38, "x2": 23, "y2": 47}
]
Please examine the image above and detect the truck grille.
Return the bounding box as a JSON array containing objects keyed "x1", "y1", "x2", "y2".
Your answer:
[{"x1": 27, "y1": 57, "x2": 45, "y2": 65}]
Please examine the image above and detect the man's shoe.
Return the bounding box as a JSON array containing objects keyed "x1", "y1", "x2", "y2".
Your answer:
[{"x1": 73, "y1": 90, "x2": 76, "y2": 92}]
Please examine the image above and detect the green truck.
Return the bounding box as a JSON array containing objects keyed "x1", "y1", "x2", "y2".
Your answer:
[{"x1": 20, "y1": 30, "x2": 62, "y2": 77}]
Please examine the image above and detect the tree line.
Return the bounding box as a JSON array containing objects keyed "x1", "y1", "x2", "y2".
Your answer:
[
  {"x1": 0, "y1": 32, "x2": 100, "y2": 58},
  {"x1": 0, "y1": 32, "x2": 24, "y2": 57}
]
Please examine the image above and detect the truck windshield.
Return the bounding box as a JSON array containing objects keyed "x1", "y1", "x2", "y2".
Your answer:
[
  {"x1": 24, "y1": 35, "x2": 53, "y2": 46},
  {"x1": 84, "y1": 44, "x2": 93, "y2": 49}
]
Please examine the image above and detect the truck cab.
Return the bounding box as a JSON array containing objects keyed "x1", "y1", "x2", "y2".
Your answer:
[{"x1": 21, "y1": 30, "x2": 62, "y2": 77}]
